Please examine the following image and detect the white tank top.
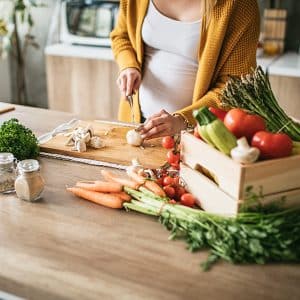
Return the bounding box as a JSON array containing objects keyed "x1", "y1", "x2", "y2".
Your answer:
[{"x1": 139, "y1": 0, "x2": 201, "y2": 118}]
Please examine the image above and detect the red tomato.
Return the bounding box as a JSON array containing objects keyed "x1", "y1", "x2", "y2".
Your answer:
[
  {"x1": 167, "y1": 150, "x2": 180, "y2": 165},
  {"x1": 162, "y1": 136, "x2": 175, "y2": 149},
  {"x1": 180, "y1": 193, "x2": 196, "y2": 207},
  {"x1": 163, "y1": 176, "x2": 175, "y2": 186},
  {"x1": 163, "y1": 185, "x2": 176, "y2": 198},
  {"x1": 170, "y1": 162, "x2": 180, "y2": 170},
  {"x1": 251, "y1": 131, "x2": 293, "y2": 159},
  {"x1": 156, "y1": 177, "x2": 164, "y2": 187},
  {"x1": 168, "y1": 199, "x2": 177, "y2": 204},
  {"x1": 224, "y1": 108, "x2": 266, "y2": 141},
  {"x1": 208, "y1": 107, "x2": 227, "y2": 121},
  {"x1": 175, "y1": 186, "x2": 186, "y2": 199},
  {"x1": 173, "y1": 176, "x2": 180, "y2": 186},
  {"x1": 193, "y1": 126, "x2": 201, "y2": 139}
]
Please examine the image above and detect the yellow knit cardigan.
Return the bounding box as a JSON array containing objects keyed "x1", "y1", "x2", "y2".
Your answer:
[{"x1": 110, "y1": 0, "x2": 260, "y2": 124}]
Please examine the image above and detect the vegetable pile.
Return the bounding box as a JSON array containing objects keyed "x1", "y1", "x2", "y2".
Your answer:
[
  {"x1": 124, "y1": 187, "x2": 300, "y2": 270},
  {"x1": 0, "y1": 118, "x2": 39, "y2": 160},
  {"x1": 192, "y1": 104, "x2": 300, "y2": 162},
  {"x1": 67, "y1": 159, "x2": 300, "y2": 271},
  {"x1": 221, "y1": 66, "x2": 300, "y2": 141},
  {"x1": 67, "y1": 67, "x2": 300, "y2": 271}
]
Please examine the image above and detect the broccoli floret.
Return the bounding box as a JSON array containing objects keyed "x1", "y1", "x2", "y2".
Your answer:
[{"x1": 0, "y1": 118, "x2": 39, "y2": 160}]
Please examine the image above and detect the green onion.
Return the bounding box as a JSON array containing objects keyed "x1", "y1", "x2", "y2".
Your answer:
[{"x1": 124, "y1": 187, "x2": 300, "y2": 271}]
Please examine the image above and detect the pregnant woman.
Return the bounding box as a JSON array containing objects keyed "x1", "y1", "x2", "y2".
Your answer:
[{"x1": 110, "y1": 0, "x2": 260, "y2": 139}]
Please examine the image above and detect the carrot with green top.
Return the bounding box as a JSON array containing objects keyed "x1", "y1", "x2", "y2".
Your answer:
[
  {"x1": 144, "y1": 180, "x2": 166, "y2": 197},
  {"x1": 76, "y1": 180, "x2": 123, "y2": 193},
  {"x1": 110, "y1": 192, "x2": 131, "y2": 202},
  {"x1": 67, "y1": 187, "x2": 124, "y2": 208},
  {"x1": 101, "y1": 170, "x2": 140, "y2": 189}
]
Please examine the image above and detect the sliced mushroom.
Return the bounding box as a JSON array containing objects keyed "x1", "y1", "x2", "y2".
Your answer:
[
  {"x1": 73, "y1": 138, "x2": 87, "y2": 152},
  {"x1": 89, "y1": 136, "x2": 104, "y2": 149},
  {"x1": 65, "y1": 135, "x2": 75, "y2": 146},
  {"x1": 82, "y1": 132, "x2": 91, "y2": 143}
]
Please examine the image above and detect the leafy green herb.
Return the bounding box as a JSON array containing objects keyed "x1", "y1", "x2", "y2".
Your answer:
[
  {"x1": 0, "y1": 118, "x2": 39, "y2": 160},
  {"x1": 221, "y1": 66, "x2": 300, "y2": 141},
  {"x1": 124, "y1": 187, "x2": 300, "y2": 270}
]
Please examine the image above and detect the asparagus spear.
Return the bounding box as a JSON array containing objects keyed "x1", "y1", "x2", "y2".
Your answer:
[{"x1": 221, "y1": 66, "x2": 300, "y2": 140}]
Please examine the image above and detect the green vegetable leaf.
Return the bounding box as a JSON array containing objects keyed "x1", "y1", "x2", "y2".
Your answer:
[{"x1": 0, "y1": 118, "x2": 39, "y2": 160}]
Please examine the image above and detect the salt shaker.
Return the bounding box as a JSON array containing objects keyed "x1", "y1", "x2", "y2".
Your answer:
[
  {"x1": 15, "y1": 159, "x2": 45, "y2": 202},
  {"x1": 0, "y1": 153, "x2": 16, "y2": 193}
]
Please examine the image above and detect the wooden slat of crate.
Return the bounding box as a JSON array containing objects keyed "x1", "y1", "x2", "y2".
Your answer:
[
  {"x1": 180, "y1": 163, "x2": 300, "y2": 216},
  {"x1": 241, "y1": 155, "x2": 300, "y2": 198},
  {"x1": 181, "y1": 132, "x2": 242, "y2": 198},
  {"x1": 180, "y1": 163, "x2": 238, "y2": 216}
]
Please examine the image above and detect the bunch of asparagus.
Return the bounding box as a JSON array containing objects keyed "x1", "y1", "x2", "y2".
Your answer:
[
  {"x1": 221, "y1": 66, "x2": 300, "y2": 141},
  {"x1": 124, "y1": 187, "x2": 300, "y2": 270}
]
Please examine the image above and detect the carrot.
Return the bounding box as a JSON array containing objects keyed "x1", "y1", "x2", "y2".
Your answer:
[
  {"x1": 67, "y1": 187, "x2": 123, "y2": 209},
  {"x1": 101, "y1": 170, "x2": 140, "y2": 190},
  {"x1": 126, "y1": 167, "x2": 146, "y2": 185},
  {"x1": 144, "y1": 180, "x2": 166, "y2": 197},
  {"x1": 76, "y1": 180, "x2": 123, "y2": 193},
  {"x1": 110, "y1": 192, "x2": 131, "y2": 202}
]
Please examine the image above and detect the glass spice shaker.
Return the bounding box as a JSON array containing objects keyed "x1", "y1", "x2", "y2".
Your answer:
[
  {"x1": 15, "y1": 159, "x2": 45, "y2": 202},
  {"x1": 0, "y1": 153, "x2": 17, "y2": 193}
]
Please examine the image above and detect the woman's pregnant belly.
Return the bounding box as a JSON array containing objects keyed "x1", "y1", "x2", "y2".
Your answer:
[{"x1": 139, "y1": 46, "x2": 198, "y2": 119}]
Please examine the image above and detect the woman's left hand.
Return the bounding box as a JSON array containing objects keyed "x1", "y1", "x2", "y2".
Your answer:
[{"x1": 139, "y1": 110, "x2": 186, "y2": 140}]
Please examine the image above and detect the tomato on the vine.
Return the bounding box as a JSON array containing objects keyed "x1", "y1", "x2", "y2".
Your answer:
[
  {"x1": 170, "y1": 162, "x2": 180, "y2": 170},
  {"x1": 180, "y1": 193, "x2": 196, "y2": 207},
  {"x1": 156, "y1": 177, "x2": 164, "y2": 187},
  {"x1": 163, "y1": 185, "x2": 176, "y2": 198},
  {"x1": 167, "y1": 150, "x2": 180, "y2": 165},
  {"x1": 173, "y1": 176, "x2": 180, "y2": 186},
  {"x1": 162, "y1": 136, "x2": 175, "y2": 149},
  {"x1": 163, "y1": 176, "x2": 175, "y2": 186},
  {"x1": 175, "y1": 186, "x2": 186, "y2": 199},
  {"x1": 168, "y1": 199, "x2": 177, "y2": 204}
]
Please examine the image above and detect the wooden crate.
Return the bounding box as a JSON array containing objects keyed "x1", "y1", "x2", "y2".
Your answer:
[{"x1": 180, "y1": 132, "x2": 300, "y2": 216}]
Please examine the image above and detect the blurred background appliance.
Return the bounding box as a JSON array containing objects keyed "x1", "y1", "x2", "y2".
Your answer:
[{"x1": 60, "y1": 0, "x2": 119, "y2": 47}]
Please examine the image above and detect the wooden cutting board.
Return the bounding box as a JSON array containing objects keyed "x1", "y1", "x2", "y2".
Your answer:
[
  {"x1": 40, "y1": 120, "x2": 168, "y2": 169},
  {"x1": 0, "y1": 103, "x2": 15, "y2": 114}
]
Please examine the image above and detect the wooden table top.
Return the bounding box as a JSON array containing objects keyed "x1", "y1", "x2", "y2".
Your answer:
[{"x1": 0, "y1": 104, "x2": 300, "y2": 300}]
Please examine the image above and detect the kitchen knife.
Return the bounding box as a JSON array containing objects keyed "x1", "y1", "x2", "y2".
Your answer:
[{"x1": 127, "y1": 95, "x2": 135, "y2": 123}]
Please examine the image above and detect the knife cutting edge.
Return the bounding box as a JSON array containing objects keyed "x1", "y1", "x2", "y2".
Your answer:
[{"x1": 127, "y1": 94, "x2": 135, "y2": 123}]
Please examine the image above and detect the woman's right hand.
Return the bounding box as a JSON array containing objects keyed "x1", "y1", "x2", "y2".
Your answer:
[{"x1": 117, "y1": 68, "x2": 142, "y2": 97}]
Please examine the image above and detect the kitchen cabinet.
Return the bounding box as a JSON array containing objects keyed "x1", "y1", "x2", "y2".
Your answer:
[
  {"x1": 46, "y1": 44, "x2": 120, "y2": 120},
  {"x1": 269, "y1": 75, "x2": 300, "y2": 119},
  {"x1": 267, "y1": 52, "x2": 300, "y2": 119}
]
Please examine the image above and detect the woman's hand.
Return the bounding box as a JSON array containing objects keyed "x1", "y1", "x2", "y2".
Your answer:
[
  {"x1": 139, "y1": 110, "x2": 187, "y2": 140},
  {"x1": 117, "y1": 68, "x2": 141, "y2": 96}
]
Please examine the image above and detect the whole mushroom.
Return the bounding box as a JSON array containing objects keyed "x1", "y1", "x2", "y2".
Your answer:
[{"x1": 126, "y1": 129, "x2": 143, "y2": 147}]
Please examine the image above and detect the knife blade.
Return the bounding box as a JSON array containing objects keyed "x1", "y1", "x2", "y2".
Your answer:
[{"x1": 127, "y1": 95, "x2": 135, "y2": 123}]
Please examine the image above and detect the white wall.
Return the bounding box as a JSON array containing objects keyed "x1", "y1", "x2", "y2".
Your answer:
[{"x1": 0, "y1": 58, "x2": 11, "y2": 103}]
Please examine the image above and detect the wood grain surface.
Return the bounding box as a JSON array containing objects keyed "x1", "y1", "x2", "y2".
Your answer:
[
  {"x1": 40, "y1": 120, "x2": 168, "y2": 169},
  {"x1": 0, "y1": 104, "x2": 300, "y2": 300},
  {"x1": 46, "y1": 55, "x2": 120, "y2": 120},
  {"x1": 0, "y1": 102, "x2": 15, "y2": 114}
]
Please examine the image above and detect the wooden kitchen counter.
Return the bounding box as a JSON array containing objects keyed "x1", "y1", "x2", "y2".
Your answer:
[{"x1": 0, "y1": 104, "x2": 299, "y2": 300}]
